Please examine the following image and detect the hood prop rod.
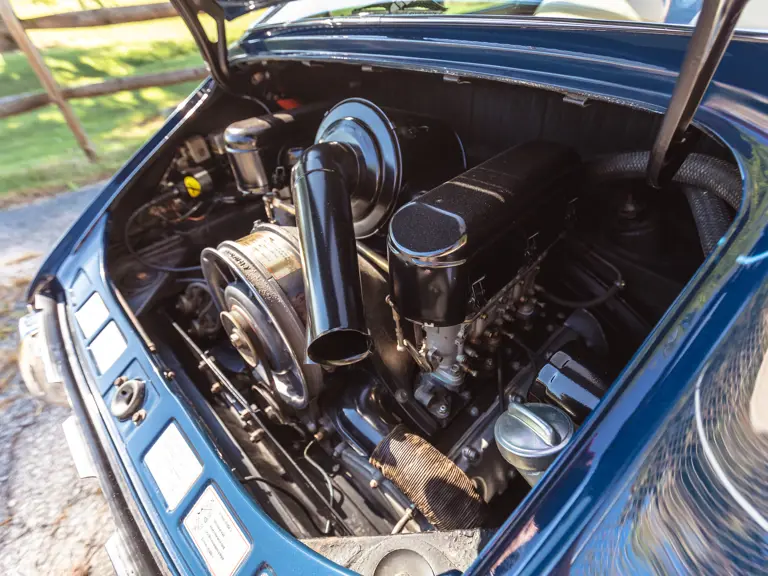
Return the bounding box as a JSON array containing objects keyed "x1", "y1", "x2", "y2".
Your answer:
[{"x1": 647, "y1": 0, "x2": 749, "y2": 188}]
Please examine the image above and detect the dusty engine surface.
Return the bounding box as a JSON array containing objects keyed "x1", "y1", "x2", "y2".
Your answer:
[{"x1": 162, "y1": 97, "x2": 619, "y2": 539}]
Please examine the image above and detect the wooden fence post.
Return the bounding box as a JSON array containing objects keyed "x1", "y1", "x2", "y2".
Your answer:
[{"x1": 0, "y1": 0, "x2": 97, "y2": 161}]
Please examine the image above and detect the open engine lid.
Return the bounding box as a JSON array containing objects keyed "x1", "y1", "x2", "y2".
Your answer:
[
  {"x1": 173, "y1": 0, "x2": 282, "y2": 22},
  {"x1": 171, "y1": 0, "x2": 749, "y2": 186}
]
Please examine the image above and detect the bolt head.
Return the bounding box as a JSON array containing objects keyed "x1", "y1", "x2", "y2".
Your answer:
[
  {"x1": 462, "y1": 446, "x2": 479, "y2": 462},
  {"x1": 249, "y1": 429, "x2": 265, "y2": 443},
  {"x1": 131, "y1": 409, "x2": 146, "y2": 425},
  {"x1": 469, "y1": 406, "x2": 480, "y2": 417},
  {"x1": 210, "y1": 382, "x2": 222, "y2": 394},
  {"x1": 369, "y1": 479, "x2": 379, "y2": 489},
  {"x1": 395, "y1": 389, "x2": 408, "y2": 403},
  {"x1": 437, "y1": 404, "x2": 448, "y2": 415}
]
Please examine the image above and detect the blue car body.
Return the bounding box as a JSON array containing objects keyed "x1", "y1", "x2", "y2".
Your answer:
[{"x1": 26, "y1": 6, "x2": 768, "y2": 575}]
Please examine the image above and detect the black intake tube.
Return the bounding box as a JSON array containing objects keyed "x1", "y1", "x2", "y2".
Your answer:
[{"x1": 292, "y1": 142, "x2": 372, "y2": 366}]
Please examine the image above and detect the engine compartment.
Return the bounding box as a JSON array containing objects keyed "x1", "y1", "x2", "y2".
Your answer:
[{"x1": 105, "y1": 63, "x2": 740, "y2": 572}]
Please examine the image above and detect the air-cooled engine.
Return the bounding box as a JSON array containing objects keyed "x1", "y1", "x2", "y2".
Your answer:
[{"x1": 179, "y1": 98, "x2": 612, "y2": 533}]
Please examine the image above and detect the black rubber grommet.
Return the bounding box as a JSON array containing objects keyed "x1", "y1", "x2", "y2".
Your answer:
[{"x1": 110, "y1": 379, "x2": 146, "y2": 421}]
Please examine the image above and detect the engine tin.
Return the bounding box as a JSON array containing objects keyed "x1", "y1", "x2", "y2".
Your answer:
[
  {"x1": 313, "y1": 98, "x2": 467, "y2": 239},
  {"x1": 387, "y1": 141, "x2": 581, "y2": 326}
]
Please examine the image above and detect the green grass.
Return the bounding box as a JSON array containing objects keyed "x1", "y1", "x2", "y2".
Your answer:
[
  {"x1": 0, "y1": 0, "x2": 258, "y2": 201},
  {"x1": 0, "y1": 0, "x2": 502, "y2": 201}
]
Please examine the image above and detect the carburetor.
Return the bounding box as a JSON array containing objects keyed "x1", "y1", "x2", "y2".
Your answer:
[{"x1": 386, "y1": 141, "x2": 582, "y2": 419}]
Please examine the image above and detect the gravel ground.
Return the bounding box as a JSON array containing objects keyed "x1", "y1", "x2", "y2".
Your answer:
[{"x1": 0, "y1": 184, "x2": 117, "y2": 576}]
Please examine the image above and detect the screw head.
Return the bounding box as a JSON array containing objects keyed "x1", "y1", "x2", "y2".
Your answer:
[
  {"x1": 437, "y1": 404, "x2": 448, "y2": 415},
  {"x1": 395, "y1": 389, "x2": 408, "y2": 403},
  {"x1": 468, "y1": 406, "x2": 480, "y2": 418},
  {"x1": 369, "y1": 479, "x2": 379, "y2": 489},
  {"x1": 210, "y1": 382, "x2": 222, "y2": 394}
]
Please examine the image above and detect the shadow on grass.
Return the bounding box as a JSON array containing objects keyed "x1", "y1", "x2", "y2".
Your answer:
[{"x1": 0, "y1": 81, "x2": 199, "y2": 197}]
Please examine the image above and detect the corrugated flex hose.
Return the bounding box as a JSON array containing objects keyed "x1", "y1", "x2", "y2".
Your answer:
[
  {"x1": 586, "y1": 152, "x2": 741, "y2": 255},
  {"x1": 370, "y1": 425, "x2": 486, "y2": 531}
]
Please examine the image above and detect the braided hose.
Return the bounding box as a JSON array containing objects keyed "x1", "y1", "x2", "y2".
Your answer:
[
  {"x1": 586, "y1": 151, "x2": 741, "y2": 254},
  {"x1": 683, "y1": 186, "x2": 733, "y2": 255},
  {"x1": 586, "y1": 151, "x2": 741, "y2": 210}
]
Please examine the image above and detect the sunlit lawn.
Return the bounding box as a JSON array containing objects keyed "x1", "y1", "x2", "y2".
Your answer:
[
  {"x1": 0, "y1": 0, "x2": 498, "y2": 200},
  {"x1": 0, "y1": 0, "x2": 258, "y2": 200}
]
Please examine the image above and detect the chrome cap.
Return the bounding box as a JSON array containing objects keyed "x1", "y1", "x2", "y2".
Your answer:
[{"x1": 494, "y1": 402, "x2": 574, "y2": 484}]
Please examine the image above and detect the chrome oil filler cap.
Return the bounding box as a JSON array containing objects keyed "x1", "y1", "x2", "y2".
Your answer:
[{"x1": 494, "y1": 402, "x2": 574, "y2": 486}]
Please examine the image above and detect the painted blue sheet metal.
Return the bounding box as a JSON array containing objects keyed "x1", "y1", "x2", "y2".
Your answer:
[
  {"x1": 55, "y1": 215, "x2": 352, "y2": 576},
  {"x1": 33, "y1": 17, "x2": 768, "y2": 575}
]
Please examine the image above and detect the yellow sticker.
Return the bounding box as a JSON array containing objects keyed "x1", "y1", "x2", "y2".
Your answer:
[{"x1": 184, "y1": 176, "x2": 202, "y2": 198}]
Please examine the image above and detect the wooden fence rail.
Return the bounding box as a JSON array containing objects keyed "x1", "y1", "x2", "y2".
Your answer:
[
  {"x1": 0, "y1": 2, "x2": 203, "y2": 162},
  {"x1": 0, "y1": 3, "x2": 177, "y2": 51},
  {"x1": 0, "y1": 66, "x2": 207, "y2": 119}
]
